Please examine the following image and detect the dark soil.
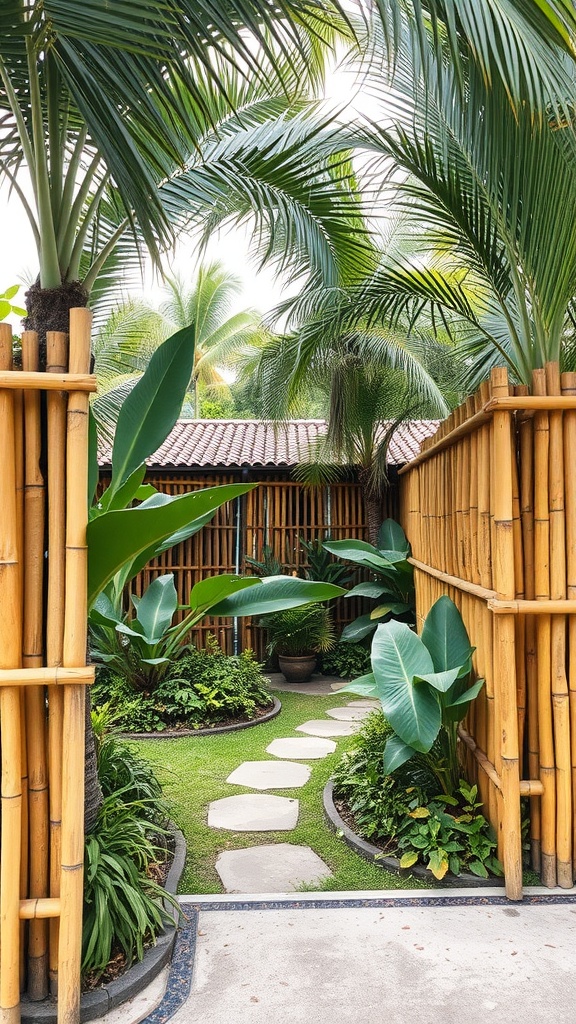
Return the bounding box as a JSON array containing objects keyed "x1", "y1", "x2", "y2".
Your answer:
[{"x1": 333, "y1": 794, "x2": 398, "y2": 857}]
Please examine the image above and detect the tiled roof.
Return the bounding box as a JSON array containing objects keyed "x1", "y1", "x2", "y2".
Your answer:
[{"x1": 98, "y1": 419, "x2": 439, "y2": 470}]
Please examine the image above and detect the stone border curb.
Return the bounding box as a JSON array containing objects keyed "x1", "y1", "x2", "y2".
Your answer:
[
  {"x1": 21, "y1": 826, "x2": 187, "y2": 1024},
  {"x1": 120, "y1": 697, "x2": 281, "y2": 740},
  {"x1": 323, "y1": 779, "x2": 504, "y2": 890}
]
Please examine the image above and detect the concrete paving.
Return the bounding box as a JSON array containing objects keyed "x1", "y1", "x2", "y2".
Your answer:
[
  {"x1": 266, "y1": 736, "x2": 336, "y2": 759},
  {"x1": 295, "y1": 719, "x2": 360, "y2": 738},
  {"x1": 346, "y1": 699, "x2": 380, "y2": 708},
  {"x1": 175, "y1": 895, "x2": 576, "y2": 1024},
  {"x1": 325, "y1": 706, "x2": 373, "y2": 721},
  {"x1": 226, "y1": 760, "x2": 311, "y2": 791},
  {"x1": 214, "y1": 844, "x2": 332, "y2": 893},
  {"x1": 266, "y1": 673, "x2": 348, "y2": 695},
  {"x1": 207, "y1": 794, "x2": 299, "y2": 832}
]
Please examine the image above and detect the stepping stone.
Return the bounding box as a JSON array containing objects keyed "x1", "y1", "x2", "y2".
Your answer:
[
  {"x1": 347, "y1": 699, "x2": 380, "y2": 709},
  {"x1": 215, "y1": 843, "x2": 332, "y2": 893},
  {"x1": 208, "y1": 794, "x2": 299, "y2": 832},
  {"x1": 267, "y1": 737, "x2": 336, "y2": 760},
  {"x1": 325, "y1": 706, "x2": 373, "y2": 721},
  {"x1": 226, "y1": 760, "x2": 311, "y2": 790},
  {"x1": 295, "y1": 719, "x2": 360, "y2": 738}
]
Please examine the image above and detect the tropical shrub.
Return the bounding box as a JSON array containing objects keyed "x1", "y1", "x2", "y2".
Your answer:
[
  {"x1": 261, "y1": 603, "x2": 336, "y2": 657},
  {"x1": 93, "y1": 636, "x2": 273, "y2": 732},
  {"x1": 346, "y1": 596, "x2": 484, "y2": 796},
  {"x1": 332, "y1": 713, "x2": 501, "y2": 880},
  {"x1": 323, "y1": 519, "x2": 415, "y2": 642},
  {"x1": 83, "y1": 714, "x2": 173, "y2": 979},
  {"x1": 322, "y1": 641, "x2": 372, "y2": 679},
  {"x1": 299, "y1": 536, "x2": 356, "y2": 587}
]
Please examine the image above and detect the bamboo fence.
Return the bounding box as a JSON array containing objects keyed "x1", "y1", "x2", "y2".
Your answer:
[
  {"x1": 122, "y1": 474, "x2": 397, "y2": 657},
  {"x1": 0, "y1": 311, "x2": 95, "y2": 1023},
  {"x1": 399, "y1": 364, "x2": 576, "y2": 899}
]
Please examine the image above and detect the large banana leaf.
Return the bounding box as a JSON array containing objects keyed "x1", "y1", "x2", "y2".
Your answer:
[
  {"x1": 87, "y1": 483, "x2": 253, "y2": 607},
  {"x1": 135, "y1": 574, "x2": 178, "y2": 641},
  {"x1": 371, "y1": 620, "x2": 441, "y2": 752},
  {"x1": 207, "y1": 576, "x2": 345, "y2": 617},
  {"x1": 421, "y1": 595, "x2": 474, "y2": 672},
  {"x1": 108, "y1": 325, "x2": 197, "y2": 498}
]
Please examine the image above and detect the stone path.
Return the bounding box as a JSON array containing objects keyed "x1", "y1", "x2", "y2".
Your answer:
[{"x1": 207, "y1": 695, "x2": 378, "y2": 894}]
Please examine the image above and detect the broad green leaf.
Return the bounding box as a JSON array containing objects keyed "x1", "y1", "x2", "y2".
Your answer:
[
  {"x1": 378, "y1": 519, "x2": 410, "y2": 554},
  {"x1": 341, "y1": 614, "x2": 377, "y2": 641},
  {"x1": 323, "y1": 538, "x2": 398, "y2": 571},
  {"x1": 109, "y1": 324, "x2": 196, "y2": 498},
  {"x1": 3, "y1": 285, "x2": 19, "y2": 300},
  {"x1": 467, "y1": 859, "x2": 489, "y2": 879},
  {"x1": 135, "y1": 574, "x2": 178, "y2": 640},
  {"x1": 399, "y1": 851, "x2": 419, "y2": 869},
  {"x1": 0, "y1": 300, "x2": 11, "y2": 320},
  {"x1": 428, "y1": 850, "x2": 449, "y2": 880},
  {"x1": 88, "y1": 407, "x2": 99, "y2": 508},
  {"x1": 421, "y1": 596, "x2": 474, "y2": 672},
  {"x1": 383, "y1": 735, "x2": 417, "y2": 774},
  {"x1": 188, "y1": 575, "x2": 260, "y2": 618},
  {"x1": 98, "y1": 465, "x2": 147, "y2": 513},
  {"x1": 416, "y1": 668, "x2": 461, "y2": 693},
  {"x1": 208, "y1": 576, "x2": 345, "y2": 617},
  {"x1": 88, "y1": 592, "x2": 121, "y2": 629},
  {"x1": 447, "y1": 679, "x2": 485, "y2": 708},
  {"x1": 345, "y1": 582, "x2": 392, "y2": 600},
  {"x1": 87, "y1": 483, "x2": 252, "y2": 607},
  {"x1": 341, "y1": 672, "x2": 377, "y2": 696},
  {"x1": 408, "y1": 807, "x2": 430, "y2": 819},
  {"x1": 370, "y1": 602, "x2": 410, "y2": 620},
  {"x1": 371, "y1": 620, "x2": 440, "y2": 753}
]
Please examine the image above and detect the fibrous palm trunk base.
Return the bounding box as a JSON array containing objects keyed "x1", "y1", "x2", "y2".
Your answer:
[{"x1": 25, "y1": 281, "x2": 89, "y2": 369}]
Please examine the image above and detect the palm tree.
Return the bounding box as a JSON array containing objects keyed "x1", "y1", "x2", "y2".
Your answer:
[
  {"x1": 339, "y1": 10, "x2": 576, "y2": 385},
  {"x1": 0, "y1": 1, "x2": 357, "y2": 355}
]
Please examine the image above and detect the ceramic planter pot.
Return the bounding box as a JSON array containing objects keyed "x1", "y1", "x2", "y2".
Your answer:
[{"x1": 278, "y1": 654, "x2": 317, "y2": 683}]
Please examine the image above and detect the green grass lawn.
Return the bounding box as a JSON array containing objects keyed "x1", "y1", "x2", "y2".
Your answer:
[{"x1": 133, "y1": 690, "x2": 427, "y2": 894}]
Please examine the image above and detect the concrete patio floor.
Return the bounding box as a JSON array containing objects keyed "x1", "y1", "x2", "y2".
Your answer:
[{"x1": 101, "y1": 888, "x2": 576, "y2": 1024}]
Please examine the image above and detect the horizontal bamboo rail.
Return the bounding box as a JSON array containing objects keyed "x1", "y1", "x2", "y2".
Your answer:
[
  {"x1": 19, "y1": 902, "x2": 61, "y2": 921},
  {"x1": 0, "y1": 373, "x2": 96, "y2": 393},
  {"x1": 400, "y1": 363, "x2": 576, "y2": 899},
  {"x1": 0, "y1": 668, "x2": 95, "y2": 687}
]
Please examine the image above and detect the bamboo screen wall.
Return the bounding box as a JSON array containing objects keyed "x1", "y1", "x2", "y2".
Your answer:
[
  {"x1": 123, "y1": 473, "x2": 399, "y2": 659},
  {"x1": 0, "y1": 313, "x2": 93, "y2": 1024},
  {"x1": 399, "y1": 364, "x2": 576, "y2": 901}
]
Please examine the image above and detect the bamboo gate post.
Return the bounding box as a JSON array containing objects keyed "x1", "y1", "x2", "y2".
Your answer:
[
  {"x1": 0, "y1": 312, "x2": 95, "y2": 1023},
  {"x1": 398, "y1": 363, "x2": 576, "y2": 897}
]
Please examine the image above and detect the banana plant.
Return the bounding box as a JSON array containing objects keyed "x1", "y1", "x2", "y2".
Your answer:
[
  {"x1": 323, "y1": 519, "x2": 414, "y2": 642},
  {"x1": 345, "y1": 596, "x2": 484, "y2": 795},
  {"x1": 90, "y1": 572, "x2": 345, "y2": 692},
  {"x1": 87, "y1": 322, "x2": 257, "y2": 609}
]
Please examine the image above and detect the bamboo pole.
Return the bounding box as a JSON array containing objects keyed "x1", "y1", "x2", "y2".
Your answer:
[
  {"x1": 519, "y1": 388, "x2": 540, "y2": 872},
  {"x1": 562, "y1": 371, "x2": 576, "y2": 878},
  {"x1": 0, "y1": 372, "x2": 96, "y2": 392},
  {"x1": 533, "y1": 368, "x2": 556, "y2": 887},
  {"x1": 21, "y1": 332, "x2": 50, "y2": 995},
  {"x1": 490, "y1": 367, "x2": 522, "y2": 900},
  {"x1": 545, "y1": 362, "x2": 572, "y2": 888},
  {"x1": 46, "y1": 332, "x2": 68, "y2": 995},
  {"x1": 14, "y1": 382, "x2": 27, "y2": 993},
  {"x1": 511, "y1": 389, "x2": 526, "y2": 777},
  {"x1": 0, "y1": 324, "x2": 24, "y2": 1024},
  {"x1": 58, "y1": 309, "x2": 92, "y2": 1024}
]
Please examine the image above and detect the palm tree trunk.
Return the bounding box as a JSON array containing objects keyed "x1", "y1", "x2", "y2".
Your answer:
[{"x1": 358, "y1": 468, "x2": 384, "y2": 547}]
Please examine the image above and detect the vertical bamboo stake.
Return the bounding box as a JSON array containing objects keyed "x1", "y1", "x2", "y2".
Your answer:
[
  {"x1": 21, "y1": 331, "x2": 51, "y2": 995},
  {"x1": 519, "y1": 394, "x2": 540, "y2": 871},
  {"x1": 14, "y1": 376, "x2": 27, "y2": 992},
  {"x1": 511, "y1": 388, "x2": 526, "y2": 776},
  {"x1": 58, "y1": 309, "x2": 91, "y2": 1024},
  {"x1": 46, "y1": 332, "x2": 68, "y2": 995},
  {"x1": 491, "y1": 367, "x2": 522, "y2": 900},
  {"x1": 545, "y1": 362, "x2": 572, "y2": 888},
  {"x1": 533, "y1": 367, "x2": 556, "y2": 887},
  {"x1": 562, "y1": 371, "x2": 576, "y2": 877},
  {"x1": 0, "y1": 324, "x2": 23, "y2": 1024}
]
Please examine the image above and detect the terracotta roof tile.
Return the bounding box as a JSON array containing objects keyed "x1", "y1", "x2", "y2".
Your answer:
[{"x1": 98, "y1": 419, "x2": 439, "y2": 470}]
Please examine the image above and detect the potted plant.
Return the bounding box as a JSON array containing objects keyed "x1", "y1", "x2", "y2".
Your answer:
[{"x1": 261, "y1": 603, "x2": 336, "y2": 683}]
